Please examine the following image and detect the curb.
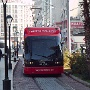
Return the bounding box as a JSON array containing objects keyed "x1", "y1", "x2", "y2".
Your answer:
[
  {"x1": 12, "y1": 58, "x2": 20, "y2": 90},
  {"x1": 13, "y1": 58, "x2": 20, "y2": 76},
  {"x1": 64, "y1": 71, "x2": 90, "y2": 88},
  {"x1": 69, "y1": 74, "x2": 90, "y2": 88}
]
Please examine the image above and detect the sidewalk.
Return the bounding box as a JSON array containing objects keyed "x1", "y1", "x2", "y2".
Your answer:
[
  {"x1": 0, "y1": 57, "x2": 19, "y2": 90},
  {"x1": 0, "y1": 49, "x2": 20, "y2": 90}
]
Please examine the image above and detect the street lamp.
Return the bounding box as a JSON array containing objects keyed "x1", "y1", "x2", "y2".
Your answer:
[
  {"x1": 15, "y1": 31, "x2": 19, "y2": 58},
  {"x1": 13, "y1": 26, "x2": 17, "y2": 62},
  {"x1": 6, "y1": 15, "x2": 13, "y2": 69},
  {"x1": 2, "y1": 0, "x2": 11, "y2": 90},
  {"x1": 20, "y1": 30, "x2": 22, "y2": 49}
]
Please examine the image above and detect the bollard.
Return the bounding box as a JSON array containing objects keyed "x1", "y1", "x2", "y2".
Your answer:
[{"x1": 14, "y1": 57, "x2": 16, "y2": 62}]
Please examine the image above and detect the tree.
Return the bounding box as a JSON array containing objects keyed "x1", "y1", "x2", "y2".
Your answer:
[{"x1": 79, "y1": 0, "x2": 90, "y2": 76}]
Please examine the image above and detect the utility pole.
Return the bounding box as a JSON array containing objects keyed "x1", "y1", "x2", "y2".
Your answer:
[
  {"x1": 67, "y1": 0, "x2": 71, "y2": 53},
  {"x1": 31, "y1": 7, "x2": 42, "y2": 27}
]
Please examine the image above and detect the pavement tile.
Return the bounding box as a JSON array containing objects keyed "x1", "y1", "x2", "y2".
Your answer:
[{"x1": 0, "y1": 57, "x2": 18, "y2": 90}]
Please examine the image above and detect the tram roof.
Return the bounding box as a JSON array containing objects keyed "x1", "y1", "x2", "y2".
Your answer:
[{"x1": 24, "y1": 27, "x2": 61, "y2": 37}]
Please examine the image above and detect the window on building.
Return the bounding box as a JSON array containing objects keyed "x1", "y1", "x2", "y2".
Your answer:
[
  {"x1": 15, "y1": 15, "x2": 17, "y2": 18},
  {"x1": 15, "y1": 10, "x2": 17, "y2": 13},
  {"x1": 15, "y1": 5, "x2": 17, "y2": 8}
]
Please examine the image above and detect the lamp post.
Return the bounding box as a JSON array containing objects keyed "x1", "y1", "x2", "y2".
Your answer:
[
  {"x1": 6, "y1": 15, "x2": 13, "y2": 69},
  {"x1": 16, "y1": 31, "x2": 19, "y2": 58},
  {"x1": 2, "y1": 0, "x2": 11, "y2": 90},
  {"x1": 16, "y1": 32, "x2": 19, "y2": 58},
  {"x1": 13, "y1": 26, "x2": 17, "y2": 62},
  {"x1": 20, "y1": 30, "x2": 22, "y2": 49},
  {"x1": 17, "y1": 37, "x2": 18, "y2": 58}
]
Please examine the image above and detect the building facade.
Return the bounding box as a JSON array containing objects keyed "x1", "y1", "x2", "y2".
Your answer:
[
  {"x1": 70, "y1": 17, "x2": 85, "y2": 52},
  {"x1": 0, "y1": 2, "x2": 33, "y2": 46},
  {"x1": 32, "y1": 0, "x2": 62, "y2": 27},
  {"x1": 54, "y1": 0, "x2": 85, "y2": 52},
  {"x1": 0, "y1": 0, "x2": 85, "y2": 52}
]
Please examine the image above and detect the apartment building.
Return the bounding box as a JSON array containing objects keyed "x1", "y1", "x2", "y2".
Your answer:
[
  {"x1": 32, "y1": 0, "x2": 61, "y2": 27},
  {"x1": 50, "y1": 0, "x2": 85, "y2": 53},
  {"x1": 0, "y1": 2, "x2": 33, "y2": 46},
  {"x1": 31, "y1": 0, "x2": 42, "y2": 27},
  {"x1": 0, "y1": 0, "x2": 85, "y2": 52},
  {"x1": 58, "y1": 0, "x2": 85, "y2": 52}
]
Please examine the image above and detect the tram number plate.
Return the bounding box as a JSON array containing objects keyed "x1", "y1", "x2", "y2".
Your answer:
[{"x1": 36, "y1": 69, "x2": 54, "y2": 71}]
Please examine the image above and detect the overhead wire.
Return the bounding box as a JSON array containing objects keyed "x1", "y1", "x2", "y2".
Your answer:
[
  {"x1": 70, "y1": 0, "x2": 81, "y2": 11},
  {"x1": 70, "y1": 4, "x2": 81, "y2": 11}
]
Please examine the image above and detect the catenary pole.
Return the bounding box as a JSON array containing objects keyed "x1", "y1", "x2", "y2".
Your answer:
[{"x1": 67, "y1": 0, "x2": 71, "y2": 53}]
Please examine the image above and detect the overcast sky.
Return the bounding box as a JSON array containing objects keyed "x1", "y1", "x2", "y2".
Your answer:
[
  {"x1": 21, "y1": 0, "x2": 31, "y2": 4},
  {"x1": 21, "y1": 0, "x2": 79, "y2": 17},
  {"x1": 70, "y1": 0, "x2": 79, "y2": 17}
]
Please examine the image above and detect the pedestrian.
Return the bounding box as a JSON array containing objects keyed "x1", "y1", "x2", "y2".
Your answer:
[
  {"x1": 19, "y1": 44, "x2": 21, "y2": 50},
  {"x1": 7, "y1": 46, "x2": 9, "y2": 58},
  {"x1": 0, "y1": 49, "x2": 2, "y2": 61}
]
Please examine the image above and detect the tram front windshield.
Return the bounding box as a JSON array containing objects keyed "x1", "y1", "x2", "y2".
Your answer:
[{"x1": 24, "y1": 36, "x2": 61, "y2": 61}]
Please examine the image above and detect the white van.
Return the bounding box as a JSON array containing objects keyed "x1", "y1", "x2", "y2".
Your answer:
[
  {"x1": 0, "y1": 40, "x2": 14, "y2": 57},
  {"x1": 0, "y1": 40, "x2": 5, "y2": 57}
]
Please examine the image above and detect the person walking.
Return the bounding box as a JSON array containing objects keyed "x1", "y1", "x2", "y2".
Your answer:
[{"x1": 0, "y1": 49, "x2": 2, "y2": 61}]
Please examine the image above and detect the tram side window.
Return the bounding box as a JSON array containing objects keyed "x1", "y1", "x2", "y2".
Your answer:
[
  {"x1": 24, "y1": 40, "x2": 29, "y2": 54},
  {"x1": 24, "y1": 40, "x2": 30, "y2": 60}
]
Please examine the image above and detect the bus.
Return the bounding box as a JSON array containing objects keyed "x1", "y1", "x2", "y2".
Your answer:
[{"x1": 23, "y1": 27, "x2": 63, "y2": 75}]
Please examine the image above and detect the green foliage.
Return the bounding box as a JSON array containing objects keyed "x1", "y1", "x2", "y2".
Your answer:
[
  {"x1": 68, "y1": 52, "x2": 90, "y2": 80},
  {"x1": 71, "y1": 55, "x2": 85, "y2": 73},
  {"x1": 63, "y1": 48, "x2": 90, "y2": 80},
  {"x1": 68, "y1": 52, "x2": 80, "y2": 69},
  {"x1": 63, "y1": 48, "x2": 80, "y2": 70},
  {"x1": 63, "y1": 48, "x2": 71, "y2": 69}
]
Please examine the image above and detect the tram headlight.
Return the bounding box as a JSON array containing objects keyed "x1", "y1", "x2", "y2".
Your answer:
[
  {"x1": 55, "y1": 62, "x2": 60, "y2": 64},
  {"x1": 30, "y1": 62, "x2": 32, "y2": 64},
  {"x1": 30, "y1": 62, "x2": 33, "y2": 64}
]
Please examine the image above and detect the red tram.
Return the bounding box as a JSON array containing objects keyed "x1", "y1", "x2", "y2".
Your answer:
[{"x1": 23, "y1": 27, "x2": 63, "y2": 75}]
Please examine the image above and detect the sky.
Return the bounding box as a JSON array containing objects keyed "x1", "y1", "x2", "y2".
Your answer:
[
  {"x1": 21, "y1": 0, "x2": 31, "y2": 4},
  {"x1": 21, "y1": 0, "x2": 79, "y2": 17},
  {"x1": 69, "y1": 0, "x2": 79, "y2": 17}
]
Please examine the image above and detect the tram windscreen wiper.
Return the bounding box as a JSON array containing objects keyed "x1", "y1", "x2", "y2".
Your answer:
[{"x1": 35, "y1": 54, "x2": 49, "y2": 59}]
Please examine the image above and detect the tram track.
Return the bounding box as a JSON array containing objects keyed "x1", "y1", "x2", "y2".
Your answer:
[
  {"x1": 13, "y1": 59, "x2": 90, "y2": 90},
  {"x1": 13, "y1": 59, "x2": 41, "y2": 90},
  {"x1": 13, "y1": 59, "x2": 73, "y2": 90},
  {"x1": 33, "y1": 77, "x2": 74, "y2": 90}
]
